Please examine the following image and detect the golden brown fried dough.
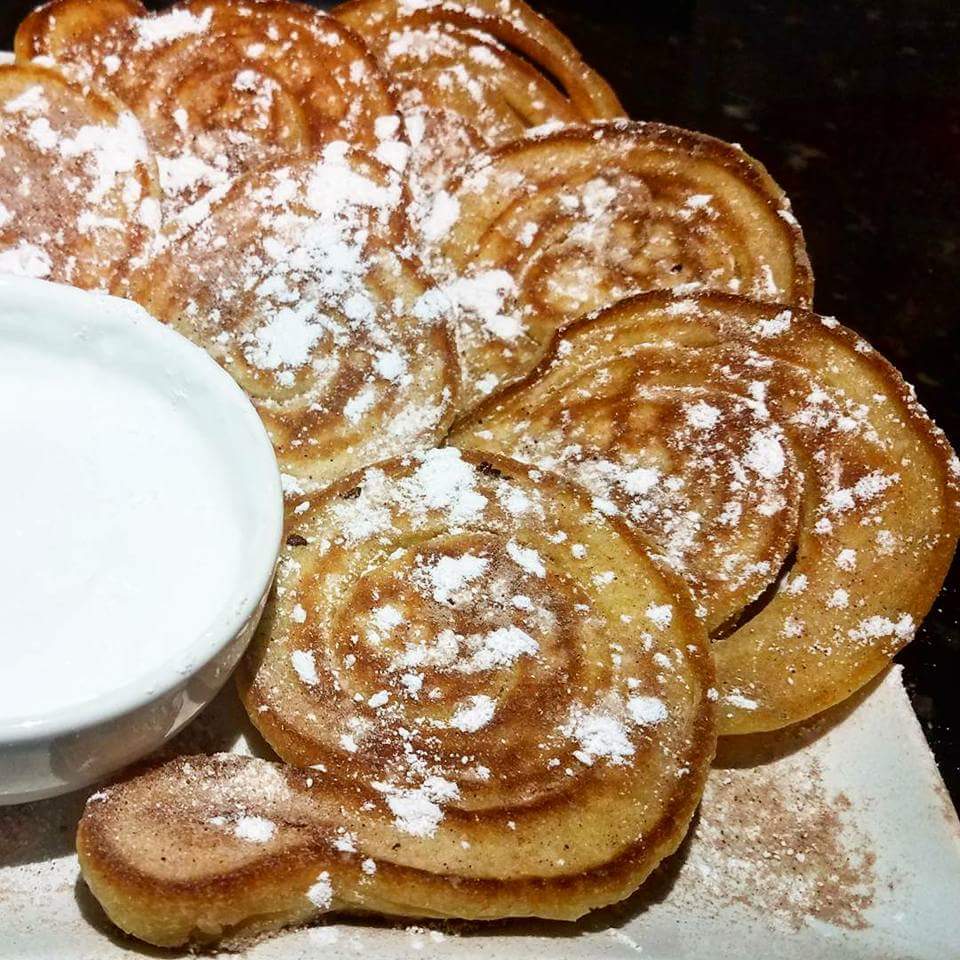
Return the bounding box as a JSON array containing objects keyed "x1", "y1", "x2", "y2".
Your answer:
[
  {"x1": 454, "y1": 291, "x2": 960, "y2": 733},
  {"x1": 421, "y1": 121, "x2": 813, "y2": 412},
  {"x1": 334, "y1": 0, "x2": 624, "y2": 215},
  {"x1": 15, "y1": 0, "x2": 144, "y2": 67},
  {"x1": 129, "y1": 145, "x2": 458, "y2": 493},
  {"x1": 78, "y1": 448, "x2": 714, "y2": 946},
  {"x1": 18, "y1": 0, "x2": 399, "y2": 220}
]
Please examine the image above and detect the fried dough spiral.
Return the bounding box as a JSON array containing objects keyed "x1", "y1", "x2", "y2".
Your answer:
[
  {"x1": 334, "y1": 0, "x2": 624, "y2": 212},
  {"x1": 77, "y1": 448, "x2": 715, "y2": 946},
  {"x1": 423, "y1": 121, "x2": 813, "y2": 412},
  {"x1": 18, "y1": 0, "x2": 398, "y2": 219},
  {"x1": 453, "y1": 292, "x2": 960, "y2": 734},
  {"x1": 0, "y1": 63, "x2": 158, "y2": 290},
  {"x1": 130, "y1": 144, "x2": 458, "y2": 493}
]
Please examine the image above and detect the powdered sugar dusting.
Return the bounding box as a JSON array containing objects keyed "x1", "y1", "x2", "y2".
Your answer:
[
  {"x1": 374, "y1": 776, "x2": 460, "y2": 837},
  {"x1": 305, "y1": 871, "x2": 334, "y2": 909},
  {"x1": 627, "y1": 695, "x2": 669, "y2": 726},
  {"x1": 415, "y1": 552, "x2": 489, "y2": 604},
  {"x1": 145, "y1": 144, "x2": 452, "y2": 489},
  {"x1": 563, "y1": 704, "x2": 635, "y2": 766},
  {"x1": 0, "y1": 71, "x2": 155, "y2": 289},
  {"x1": 134, "y1": 7, "x2": 213, "y2": 50},
  {"x1": 414, "y1": 269, "x2": 521, "y2": 340},
  {"x1": 331, "y1": 449, "x2": 488, "y2": 544},
  {"x1": 505, "y1": 540, "x2": 546, "y2": 577},
  {"x1": 233, "y1": 815, "x2": 276, "y2": 843},
  {"x1": 291, "y1": 650, "x2": 319, "y2": 685},
  {"x1": 449, "y1": 694, "x2": 496, "y2": 732}
]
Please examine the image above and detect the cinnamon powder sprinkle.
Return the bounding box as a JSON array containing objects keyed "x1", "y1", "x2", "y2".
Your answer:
[{"x1": 675, "y1": 758, "x2": 877, "y2": 931}]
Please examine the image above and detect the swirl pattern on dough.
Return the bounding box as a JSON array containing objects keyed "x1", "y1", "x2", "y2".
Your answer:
[
  {"x1": 17, "y1": 0, "x2": 399, "y2": 221},
  {"x1": 453, "y1": 291, "x2": 960, "y2": 733},
  {"x1": 334, "y1": 0, "x2": 624, "y2": 222},
  {"x1": 77, "y1": 448, "x2": 714, "y2": 946},
  {"x1": 0, "y1": 63, "x2": 158, "y2": 290},
  {"x1": 130, "y1": 143, "x2": 458, "y2": 493},
  {"x1": 421, "y1": 120, "x2": 812, "y2": 412}
]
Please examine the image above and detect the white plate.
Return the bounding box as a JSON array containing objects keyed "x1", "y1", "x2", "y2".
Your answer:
[{"x1": 1, "y1": 666, "x2": 957, "y2": 959}]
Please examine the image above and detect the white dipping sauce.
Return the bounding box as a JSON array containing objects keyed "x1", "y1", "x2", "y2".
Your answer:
[{"x1": 0, "y1": 339, "x2": 244, "y2": 723}]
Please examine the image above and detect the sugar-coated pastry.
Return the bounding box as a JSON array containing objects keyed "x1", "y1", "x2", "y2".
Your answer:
[
  {"x1": 77, "y1": 448, "x2": 715, "y2": 946},
  {"x1": 453, "y1": 291, "x2": 960, "y2": 733},
  {"x1": 130, "y1": 144, "x2": 458, "y2": 494},
  {"x1": 334, "y1": 0, "x2": 624, "y2": 227},
  {"x1": 422, "y1": 121, "x2": 813, "y2": 411},
  {"x1": 18, "y1": 0, "x2": 400, "y2": 221}
]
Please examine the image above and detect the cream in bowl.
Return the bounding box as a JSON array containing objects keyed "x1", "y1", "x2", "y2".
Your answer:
[{"x1": 0, "y1": 276, "x2": 282, "y2": 804}]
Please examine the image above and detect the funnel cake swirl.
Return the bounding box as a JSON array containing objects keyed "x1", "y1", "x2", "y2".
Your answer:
[
  {"x1": 454, "y1": 291, "x2": 960, "y2": 734},
  {"x1": 18, "y1": 0, "x2": 398, "y2": 221},
  {"x1": 334, "y1": 0, "x2": 624, "y2": 217},
  {"x1": 423, "y1": 120, "x2": 812, "y2": 411},
  {"x1": 77, "y1": 448, "x2": 715, "y2": 946},
  {"x1": 130, "y1": 144, "x2": 458, "y2": 493},
  {"x1": 0, "y1": 63, "x2": 158, "y2": 290}
]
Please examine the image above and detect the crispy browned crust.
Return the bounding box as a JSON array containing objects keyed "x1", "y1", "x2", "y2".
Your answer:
[
  {"x1": 77, "y1": 745, "x2": 712, "y2": 944},
  {"x1": 167, "y1": 0, "x2": 398, "y2": 149},
  {"x1": 433, "y1": 119, "x2": 813, "y2": 412},
  {"x1": 237, "y1": 446, "x2": 711, "y2": 751},
  {"x1": 77, "y1": 449, "x2": 715, "y2": 947},
  {"x1": 332, "y1": 0, "x2": 624, "y2": 214},
  {"x1": 19, "y1": 0, "x2": 395, "y2": 137},
  {"x1": 453, "y1": 291, "x2": 960, "y2": 734}
]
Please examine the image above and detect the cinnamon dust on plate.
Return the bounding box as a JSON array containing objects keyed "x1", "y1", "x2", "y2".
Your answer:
[{"x1": 675, "y1": 756, "x2": 877, "y2": 931}]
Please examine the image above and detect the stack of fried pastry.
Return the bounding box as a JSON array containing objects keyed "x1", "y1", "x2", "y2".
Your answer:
[{"x1": 3, "y1": 0, "x2": 957, "y2": 949}]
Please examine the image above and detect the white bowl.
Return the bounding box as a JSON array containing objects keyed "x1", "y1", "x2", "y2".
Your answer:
[{"x1": 0, "y1": 276, "x2": 282, "y2": 804}]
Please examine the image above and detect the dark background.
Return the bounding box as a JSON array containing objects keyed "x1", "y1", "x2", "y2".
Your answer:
[{"x1": 3, "y1": 0, "x2": 957, "y2": 803}]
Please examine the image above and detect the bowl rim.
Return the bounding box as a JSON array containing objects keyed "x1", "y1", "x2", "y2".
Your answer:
[{"x1": 0, "y1": 275, "x2": 283, "y2": 743}]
